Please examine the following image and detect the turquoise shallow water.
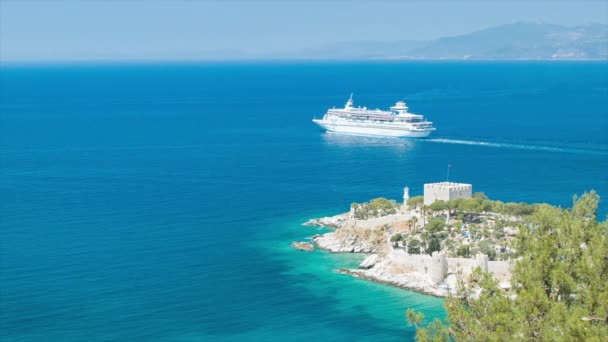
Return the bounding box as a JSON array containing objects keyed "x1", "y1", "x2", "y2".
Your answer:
[{"x1": 1, "y1": 62, "x2": 607, "y2": 341}]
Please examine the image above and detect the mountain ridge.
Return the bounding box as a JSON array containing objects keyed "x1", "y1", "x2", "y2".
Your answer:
[{"x1": 268, "y1": 22, "x2": 607, "y2": 60}]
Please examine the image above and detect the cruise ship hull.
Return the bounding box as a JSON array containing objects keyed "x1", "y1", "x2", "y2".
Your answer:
[{"x1": 313, "y1": 119, "x2": 433, "y2": 138}]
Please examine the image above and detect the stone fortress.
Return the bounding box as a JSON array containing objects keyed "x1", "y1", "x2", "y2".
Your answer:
[
  {"x1": 392, "y1": 181, "x2": 509, "y2": 291},
  {"x1": 307, "y1": 180, "x2": 513, "y2": 296},
  {"x1": 423, "y1": 182, "x2": 473, "y2": 205}
]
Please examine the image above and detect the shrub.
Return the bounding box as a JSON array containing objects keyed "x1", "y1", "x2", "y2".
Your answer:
[
  {"x1": 426, "y1": 237, "x2": 441, "y2": 255},
  {"x1": 407, "y1": 195, "x2": 424, "y2": 207},
  {"x1": 424, "y1": 217, "x2": 446, "y2": 234},
  {"x1": 456, "y1": 245, "x2": 471, "y2": 258},
  {"x1": 407, "y1": 239, "x2": 421, "y2": 254}
]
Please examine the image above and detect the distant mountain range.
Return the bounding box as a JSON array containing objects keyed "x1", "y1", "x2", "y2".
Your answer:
[{"x1": 268, "y1": 22, "x2": 607, "y2": 60}]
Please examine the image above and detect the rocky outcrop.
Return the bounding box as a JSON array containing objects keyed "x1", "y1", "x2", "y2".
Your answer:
[
  {"x1": 312, "y1": 231, "x2": 380, "y2": 253},
  {"x1": 338, "y1": 268, "x2": 448, "y2": 297},
  {"x1": 302, "y1": 213, "x2": 349, "y2": 228},
  {"x1": 301, "y1": 209, "x2": 513, "y2": 297},
  {"x1": 291, "y1": 241, "x2": 314, "y2": 252},
  {"x1": 359, "y1": 254, "x2": 378, "y2": 269}
]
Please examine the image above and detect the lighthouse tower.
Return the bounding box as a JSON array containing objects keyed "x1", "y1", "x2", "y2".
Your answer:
[{"x1": 403, "y1": 186, "x2": 410, "y2": 209}]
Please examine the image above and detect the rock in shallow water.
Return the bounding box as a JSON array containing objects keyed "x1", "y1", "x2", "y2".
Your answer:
[{"x1": 291, "y1": 241, "x2": 314, "y2": 252}]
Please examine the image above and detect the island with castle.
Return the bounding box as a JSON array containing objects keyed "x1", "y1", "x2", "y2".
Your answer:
[{"x1": 295, "y1": 181, "x2": 539, "y2": 297}]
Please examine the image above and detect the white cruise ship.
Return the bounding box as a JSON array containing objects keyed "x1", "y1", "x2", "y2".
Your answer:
[{"x1": 312, "y1": 95, "x2": 436, "y2": 138}]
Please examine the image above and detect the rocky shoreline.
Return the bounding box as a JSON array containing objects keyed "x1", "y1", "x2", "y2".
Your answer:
[
  {"x1": 338, "y1": 268, "x2": 451, "y2": 298},
  {"x1": 302, "y1": 211, "x2": 450, "y2": 296},
  {"x1": 312, "y1": 231, "x2": 379, "y2": 253},
  {"x1": 302, "y1": 213, "x2": 349, "y2": 229},
  {"x1": 300, "y1": 209, "x2": 511, "y2": 298}
]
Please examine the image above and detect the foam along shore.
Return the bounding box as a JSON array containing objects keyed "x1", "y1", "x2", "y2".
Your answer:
[
  {"x1": 302, "y1": 200, "x2": 516, "y2": 297},
  {"x1": 302, "y1": 212, "x2": 350, "y2": 228}
]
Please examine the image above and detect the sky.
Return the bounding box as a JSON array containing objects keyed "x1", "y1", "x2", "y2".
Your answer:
[{"x1": 1, "y1": 0, "x2": 607, "y2": 62}]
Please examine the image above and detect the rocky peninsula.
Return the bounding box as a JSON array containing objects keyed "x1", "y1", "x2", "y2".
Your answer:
[{"x1": 298, "y1": 191, "x2": 533, "y2": 297}]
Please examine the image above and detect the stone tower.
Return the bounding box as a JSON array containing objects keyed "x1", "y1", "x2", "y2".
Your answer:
[
  {"x1": 403, "y1": 186, "x2": 410, "y2": 208},
  {"x1": 430, "y1": 252, "x2": 448, "y2": 284},
  {"x1": 475, "y1": 253, "x2": 489, "y2": 273}
]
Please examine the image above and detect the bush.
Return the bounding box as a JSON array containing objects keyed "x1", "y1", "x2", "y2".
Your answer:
[
  {"x1": 426, "y1": 237, "x2": 441, "y2": 255},
  {"x1": 390, "y1": 234, "x2": 403, "y2": 243},
  {"x1": 491, "y1": 200, "x2": 505, "y2": 213},
  {"x1": 456, "y1": 245, "x2": 471, "y2": 258},
  {"x1": 407, "y1": 239, "x2": 421, "y2": 254},
  {"x1": 352, "y1": 197, "x2": 399, "y2": 219},
  {"x1": 473, "y1": 192, "x2": 488, "y2": 200},
  {"x1": 407, "y1": 195, "x2": 424, "y2": 207},
  {"x1": 480, "y1": 199, "x2": 493, "y2": 212},
  {"x1": 424, "y1": 217, "x2": 446, "y2": 234},
  {"x1": 461, "y1": 198, "x2": 480, "y2": 212},
  {"x1": 429, "y1": 200, "x2": 447, "y2": 212},
  {"x1": 370, "y1": 197, "x2": 397, "y2": 211},
  {"x1": 478, "y1": 240, "x2": 497, "y2": 261}
]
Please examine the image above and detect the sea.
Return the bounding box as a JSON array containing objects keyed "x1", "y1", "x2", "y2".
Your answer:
[{"x1": 1, "y1": 61, "x2": 607, "y2": 341}]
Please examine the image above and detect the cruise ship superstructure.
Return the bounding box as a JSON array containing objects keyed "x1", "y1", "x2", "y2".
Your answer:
[{"x1": 313, "y1": 95, "x2": 436, "y2": 138}]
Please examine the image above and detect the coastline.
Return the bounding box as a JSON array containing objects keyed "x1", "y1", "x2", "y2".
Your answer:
[
  {"x1": 299, "y1": 197, "x2": 517, "y2": 297},
  {"x1": 337, "y1": 269, "x2": 446, "y2": 298}
]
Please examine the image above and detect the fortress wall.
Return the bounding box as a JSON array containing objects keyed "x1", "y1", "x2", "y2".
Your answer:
[
  {"x1": 447, "y1": 256, "x2": 511, "y2": 279},
  {"x1": 388, "y1": 250, "x2": 511, "y2": 284},
  {"x1": 389, "y1": 250, "x2": 429, "y2": 274},
  {"x1": 488, "y1": 260, "x2": 513, "y2": 281},
  {"x1": 447, "y1": 257, "x2": 480, "y2": 276}
]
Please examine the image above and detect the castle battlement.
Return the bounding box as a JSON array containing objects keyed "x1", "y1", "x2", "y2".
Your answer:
[{"x1": 424, "y1": 182, "x2": 472, "y2": 205}]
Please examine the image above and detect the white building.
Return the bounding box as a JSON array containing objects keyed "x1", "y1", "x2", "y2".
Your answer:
[{"x1": 424, "y1": 182, "x2": 472, "y2": 205}]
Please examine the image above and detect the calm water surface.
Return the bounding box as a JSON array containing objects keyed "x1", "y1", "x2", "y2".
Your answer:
[{"x1": 1, "y1": 62, "x2": 607, "y2": 341}]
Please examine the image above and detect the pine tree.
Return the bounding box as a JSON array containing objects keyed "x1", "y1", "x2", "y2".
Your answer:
[{"x1": 407, "y1": 191, "x2": 608, "y2": 341}]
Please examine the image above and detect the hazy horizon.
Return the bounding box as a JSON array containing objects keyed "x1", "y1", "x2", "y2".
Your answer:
[{"x1": 1, "y1": 0, "x2": 607, "y2": 62}]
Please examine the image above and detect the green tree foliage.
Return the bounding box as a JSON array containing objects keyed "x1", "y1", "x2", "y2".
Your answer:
[
  {"x1": 491, "y1": 200, "x2": 506, "y2": 214},
  {"x1": 478, "y1": 240, "x2": 497, "y2": 261},
  {"x1": 456, "y1": 245, "x2": 471, "y2": 258},
  {"x1": 480, "y1": 199, "x2": 493, "y2": 212},
  {"x1": 390, "y1": 234, "x2": 403, "y2": 247},
  {"x1": 460, "y1": 198, "x2": 481, "y2": 213},
  {"x1": 429, "y1": 200, "x2": 447, "y2": 212},
  {"x1": 445, "y1": 194, "x2": 539, "y2": 218},
  {"x1": 407, "y1": 309, "x2": 450, "y2": 342},
  {"x1": 449, "y1": 198, "x2": 463, "y2": 209},
  {"x1": 474, "y1": 192, "x2": 488, "y2": 200},
  {"x1": 426, "y1": 237, "x2": 441, "y2": 255},
  {"x1": 352, "y1": 197, "x2": 399, "y2": 219},
  {"x1": 407, "y1": 192, "x2": 608, "y2": 341},
  {"x1": 408, "y1": 195, "x2": 424, "y2": 207},
  {"x1": 370, "y1": 197, "x2": 398, "y2": 211},
  {"x1": 408, "y1": 238, "x2": 421, "y2": 254},
  {"x1": 424, "y1": 217, "x2": 446, "y2": 234}
]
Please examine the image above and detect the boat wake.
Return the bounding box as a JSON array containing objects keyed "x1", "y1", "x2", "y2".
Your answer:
[{"x1": 425, "y1": 138, "x2": 608, "y2": 156}]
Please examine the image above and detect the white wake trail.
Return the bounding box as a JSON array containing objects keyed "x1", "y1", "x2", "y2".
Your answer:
[{"x1": 425, "y1": 138, "x2": 608, "y2": 156}]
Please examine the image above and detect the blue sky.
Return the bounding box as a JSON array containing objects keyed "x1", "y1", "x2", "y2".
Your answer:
[{"x1": 1, "y1": 0, "x2": 607, "y2": 61}]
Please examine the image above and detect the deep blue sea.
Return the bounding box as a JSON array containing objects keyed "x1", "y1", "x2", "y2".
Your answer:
[{"x1": 1, "y1": 62, "x2": 607, "y2": 341}]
